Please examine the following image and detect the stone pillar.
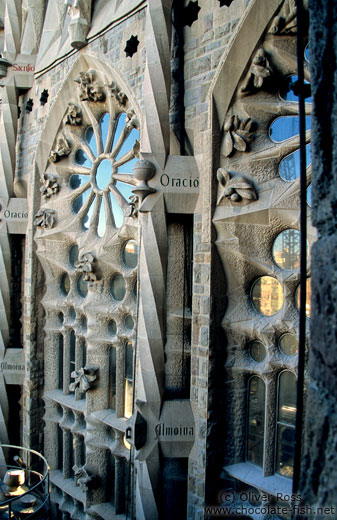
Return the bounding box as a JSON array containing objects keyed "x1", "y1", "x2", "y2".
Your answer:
[{"x1": 300, "y1": 0, "x2": 337, "y2": 509}]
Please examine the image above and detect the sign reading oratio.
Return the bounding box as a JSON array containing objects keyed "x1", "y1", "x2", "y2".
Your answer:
[{"x1": 0, "y1": 198, "x2": 28, "y2": 234}]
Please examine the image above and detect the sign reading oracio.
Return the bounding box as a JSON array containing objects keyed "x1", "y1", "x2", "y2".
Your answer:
[{"x1": 0, "y1": 198, "x2": 28, "y2": 234}]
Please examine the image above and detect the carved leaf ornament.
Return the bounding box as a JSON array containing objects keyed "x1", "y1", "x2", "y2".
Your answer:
[
  {"x1": 217, "y1": 168, "x2": 258, "y2": 203},
  {"x1": 69, "y1": 366, "x2": 98, "y2": 393},
  {"x1": 74, "y1": 252, "x2": 97, "y2": 282},
  {"x1": 222, "y1": 116, "x2": 255, "y2": 157}
]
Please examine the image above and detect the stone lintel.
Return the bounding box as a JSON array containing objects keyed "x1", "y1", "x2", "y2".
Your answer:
[{"x1": 0, "y1": 197, "x2": 28, "y2": 234}]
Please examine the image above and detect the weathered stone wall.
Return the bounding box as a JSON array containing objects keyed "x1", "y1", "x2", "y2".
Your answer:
[{"x1": 300, "y1": 0, "x2": 337, "y2": 510}]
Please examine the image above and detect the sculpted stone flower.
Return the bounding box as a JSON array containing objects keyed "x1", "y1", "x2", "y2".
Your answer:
[
  {"x1": 74, "y1": 252, "x2": 97, "y2": 282},
  {"x1": 69, "y1": 366, "x2": 98, "y2": 393},
  {"x1": 49, "y1": 136, "x2": 71, "y2": 163},
  {"x1": 65, "y1": 103, "x2": 82, "y2": 126},
  {"x1": 108, "y1": 81, "x2": 128, "y2": 107},
  {"x1": 217, "y1": 168, "x2": 258, "y2": 203},
  {"x1": 221, "y1": 116, "x2": 255, "y2": 157},
  {"x1": 240, "y1": 48, "x2": 272, "y2": 96},
  {"x1": 34, "y1": 208, "x2": 56, "y2": 228},
  {"x1": 40, "y1": 174, "x2": 59, "y2": 198},
  {"x1": 73, "y1": 465, "x2": 98, "y2": 491},
  {"x1": 74, "y1": 70, "x2": 105, "y2": 102}
]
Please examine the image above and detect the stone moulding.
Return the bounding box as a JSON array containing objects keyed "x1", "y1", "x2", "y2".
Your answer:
[
  {"x1": 221, "y1": 116, "x2": 255, "y2": 157},
  {"x1": 69, "y1": 366, "x2": 98, "y2": 394},
  {"x1": 49, "y1": 136, "x2": 71, "y2": 163},
  {"x1": 216, "y1": 168, "x2": 258, "y2": 203},
  {"x1": 34, "y1": 208, "x2": 56, "y2": 228},
  {"x1": 40, "y1": 173, "x2": 59, "y2": 198},
  {"x1": 64, "y1": 103, "x2": 82, "y2": 126},
  {"x1": 239, "y1": 48, "x2": 273, "y2": 97},
  {"x1": 74, "y1": 252, "x2": 97, "y2": 282},
  {"x1": 74, "y1": 70, "x2": 105, "y2": 102}
]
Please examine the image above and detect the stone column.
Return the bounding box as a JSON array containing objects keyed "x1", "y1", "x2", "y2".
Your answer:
[{"x1": 300, "y1": 0, "x2": 337, "y2": 510}]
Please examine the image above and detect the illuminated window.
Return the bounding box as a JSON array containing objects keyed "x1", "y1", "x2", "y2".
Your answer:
[
  {"x1": 272, "y1": 229, "x2": 301, "y2": 270},
  {"x1": 122, "y1": 240, "x2": 139, "y2": 268},
  {"x1": 276, "y1": 371, "x2": 297, "y2": 477},
  {"x1": 251, "y1": 276, "x2": 284, "y2": 316},
  {"x1": 124, "y1": 341, "x2": 134, "y2": 418},
  {"x1": 295, "y1": 277, "x2": 311, "y2": 317},
  {"x1": 279, "y1": 334, "x2": 298, "y2": 357}
]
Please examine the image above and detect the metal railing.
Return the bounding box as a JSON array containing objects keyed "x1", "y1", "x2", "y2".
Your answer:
[{"x1": 0, "y1": 444, "x2": 50, "y2": 519}]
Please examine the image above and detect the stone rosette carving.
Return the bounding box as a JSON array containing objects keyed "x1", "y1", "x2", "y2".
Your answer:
[
  {"x1": 73, "y1": 465, "x2": 98, "y2": 491},
  {"x1": 40, "y1": 174, "x2": 59, "y2": 198},
  {"x1": 239, "y1": 48, "x2": 272, "y2": 96},
  {"x1": 49, "y1": 136, "x2": 71, "y2": 163},
  {"x1": 108, "y1": 81, "x2": 128, "y2": 107},
  {"x1": 75, "y1": 70, "x2": 105, "y2": 102},
  {"x1": 69, "y1": 366, "x2": 98, "y2": 393},
  {"x1": 221, "y1": 116, "x2": 255, "y2": 157},
  {"x1": 65, "y1": 103, "x2": 82, "y2": 126},
  {"x1": 217, "y1": 168, "x2": 258, "y2": 203},
  {"x1": 74, "y1": 252, "x2": 97, "y2": 282},
  {"x1": 34, "y1": 208, "x2": 56, "y2": 228}
]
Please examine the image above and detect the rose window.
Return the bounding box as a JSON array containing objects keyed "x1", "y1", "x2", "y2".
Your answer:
[{"x1": 70, "y1": 111, "x2": 140, "y2": 237}]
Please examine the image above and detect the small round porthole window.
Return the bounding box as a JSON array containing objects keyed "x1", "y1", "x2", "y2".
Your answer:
[
  {"x1": 122, "y1": 240, "x2": 139, "y2": 269},
  {"x1": 295, "y1": 277, "x2": 311, "y2": 317},
  {"x1": 249, "y1": 341, "x2": 266, "y2": 362},
  {"x1": 272, "y1": 229, "x2": 301, "y2": 270},
  {"x1": 125, "y1": 315, "x2": 134, "y2": 330},
  {"x1": 60, "y1": 273, "x2": 71, "y2": 295},
  {"x1": 251, "y1": 276, "x2": 284, "y2": 316},
  {"x1": 279, "y1": 333, "x2": 298, "y2": 356},
  {"x1": 111, "y1": 274, "x2": 126, "y2": 301},
  {"x1": 77, "y1": 274, "x2": 88, "y2": 298}
]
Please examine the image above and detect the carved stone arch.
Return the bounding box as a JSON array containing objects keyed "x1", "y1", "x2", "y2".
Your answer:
[{"x1": 34, "y1": 52, "x2": 144, "y2": 178}]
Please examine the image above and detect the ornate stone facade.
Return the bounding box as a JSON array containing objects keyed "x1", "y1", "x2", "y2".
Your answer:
[{"x1": 0, "y1": 0, "x2": 334, "y2": 519}]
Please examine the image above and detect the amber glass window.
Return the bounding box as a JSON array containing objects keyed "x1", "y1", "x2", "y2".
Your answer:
[
  {"x1": 247, "y1": 376, "x2": 265, "y2": 467},
  {"x1": 124, "y1": 341, "x2": 134, "y2": 418},
  {"x1": 276, "y1": 371, "x2": 297, "y2": 477}
]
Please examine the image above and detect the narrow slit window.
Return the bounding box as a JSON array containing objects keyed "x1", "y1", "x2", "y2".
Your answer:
[{"x1": 247, "y1": 376, "x2": 265, "y2": 467}]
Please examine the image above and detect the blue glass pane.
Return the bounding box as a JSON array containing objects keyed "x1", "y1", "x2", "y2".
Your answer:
[
  {"x1": 109, "y1": 192, "x2": 124, "y2": 228},
  {"x1": 307, "y1": 184, "x2": 312, "y2": 207},
  {"x1": 73, "y1": 186, "x2": 91, "y2": 214},
  {"x1": 270, "y1": 116, "x2": 311, "y2": 142},
  {"x1": 101, "y1": 113, "x2": 110, "y2": 149},
  {"x1": 70, "y1": 174, "x2": 89, "y2": 189},
  {"x1": 280, "y1": 75, "x2": 312, "y2": 103},
  {"x1": 116, "y1": 181, "x2": 133, "y2": 203},
  {"x1": 96, "y1": 159, "x2": 112, "y2": 190},
  {"x1": 97, "y1": 199, "x2": 106, "y2": 238},
  {"x1": 83, "y1": 197, "x2": 95, "y2": 231},
  {"x1": 116, "y1": 127, "x2": 140, "y2": 161},
  {"x1": 305, "y1": 45, "x2": 310, "y2": 63},
  {"x1": 118, "y1": 157, "x2": 138, "y2": 174},
  {"x1": 279, "y1": 144, "x2": 311, "y2": 181},
  {"x1": 75, "y1": 149, "x2": 92, "y2": 168},
  {"x1": 86, "y1": 127, "x2": 97, "y2": 157}
]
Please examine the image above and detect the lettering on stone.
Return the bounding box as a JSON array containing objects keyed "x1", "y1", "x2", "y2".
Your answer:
[
  {"x1": 3, "y1": 210, "x2": 28, "y2": 219},
  {"x1": 154, "y1": 423, "x2": 194, "y2": 439},
  {"x1": 11, "y1": 63, "x2": 35, "y2": 73},
  {"x1": 159, "y1": 174, "x2": 199, "y2": 188}
]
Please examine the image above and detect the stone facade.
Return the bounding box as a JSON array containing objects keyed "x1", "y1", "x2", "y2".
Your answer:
[{"x1": 0, "y1": 0, "x2": 335, "y2": 519}]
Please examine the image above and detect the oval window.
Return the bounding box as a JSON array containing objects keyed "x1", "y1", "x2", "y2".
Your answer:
[
  {"x1": 249, "y1": 341, "x2": 266, "y2": 362},
  {"x1": 272, "y1": 229, "x2": 302, "y2": 270},
  {"x1": 111, "y1": 274, "x2": 126, "y2": 301},
  {"x1": 122, "y1": 240, "x2": 139, "y2": 269},
  {"x1": 251, "y1": 276, "x2": 284, "y2": 316},
  {"x1": 77, "y1": 274, "x2": 88, "y2": 298},
  {"x1": 60, "y1": 273, "x2": 70, "y2": 295},
  {"x1": 279, "y1": 333, "x2": 298, "y2": 356}
]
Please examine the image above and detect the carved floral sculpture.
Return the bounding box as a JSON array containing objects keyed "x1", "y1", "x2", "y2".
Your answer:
[
  {"x1": 221, "y1": 116, "x2": 255, "y2": 157},
  {"x1": 40, "y1": 174, "x2": 59, "y2": 198},
  {"x1": 239, "y1": 48, "x2": 272, "y2": 96},
  {"x1": 69, "y1": 366, "x2": 98, "y2": 393},
  {"x1": 65, "y1": 103, "x2": 82, "y2": 126},
  {"x1": 75, "y1": 70, "x2": 105, "y2": 102},
  {"x1": 73, "y1": 465, "x2": 98, "y2": 491},
  {"x1": 217, "y1": 168, "x2": 258, "y2": 203},
  {"x1": 108, "y1": 81, "x2": 128, "y2": 107},
  {"x1": 34, "y1": 209, "x2": 56, "y2": 228},
  {"x1": 270, "y1": 0, "x2": 296, "y2": 34},
  {"x1": 74, "y1": 252, "x2": 97, "y2": 282},
  {"x1": 49, "y1": 136, "x2": 71, "y2": 163}
]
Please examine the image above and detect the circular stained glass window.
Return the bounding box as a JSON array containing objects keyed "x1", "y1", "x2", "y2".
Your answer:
[
  {"x1": 108, "y1": 319, "x2": 117, "y2": 335},
  {"x1": 272, "y1": 229, "x2": 302, "y2": 270},
  {"x1": 111, "y1": 274, "x2": 126, "y2": 301},
  {"x1": 295, "y1": 277, "x2": 311, "y2": 317},
  {"x1": 60, "y1": 273, "x2": 71, "y2": 295},
  {"x1": 77, "y1": 274, "x2": 88, "y2": 298},
  {"x1": 125, "y1": 315, "x2": 134, "y2": 330},
  {"x1": 250, "y1": 341, "x2": 266, "y2": 362},
  {"x1": 251, "y1": 276, "x2": 284, "y2": 316},
  {"x1": 123, "y1": 240, "x2": 139, "y2": 268},
  {"x1": 279, "y1": 333, "x2": 298, "y2": 356}
]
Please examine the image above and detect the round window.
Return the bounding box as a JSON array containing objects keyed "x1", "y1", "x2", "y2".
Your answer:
[
  {"x1": 125, "y1": 315, "x2": 134, "y2": 330},
  {"x1": 77, "y1": 274, "x2": 88, "y2": 298},
  {"x1": 111, "y1": 274, "x2": 126, "y2": 301},
  {"x1": 122, "y1": 240, "x2": 139, "y2": 269},
  {"x1": 69, "y1": 244, "x2": 79, "y2": 267},
  {"x1": 272, "y1": 229, "x2": 302, "y2": 270},
  {"x1": 249, "y1": 341, "x2": 266, "y2": 362},
  {"x1": 279, "y1": 333, "x2": 298, "y2": 356},
  {"x1": 60, "y1": 273, "x2": 71, "y2": 295},
  {"x1": 251, "y1": 276, "x2": 284, "y2": 316}
]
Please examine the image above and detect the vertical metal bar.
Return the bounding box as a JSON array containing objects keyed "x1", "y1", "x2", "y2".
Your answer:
[{"x1": 293, "y1": 0, "x2": 307, "y2": 495}]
